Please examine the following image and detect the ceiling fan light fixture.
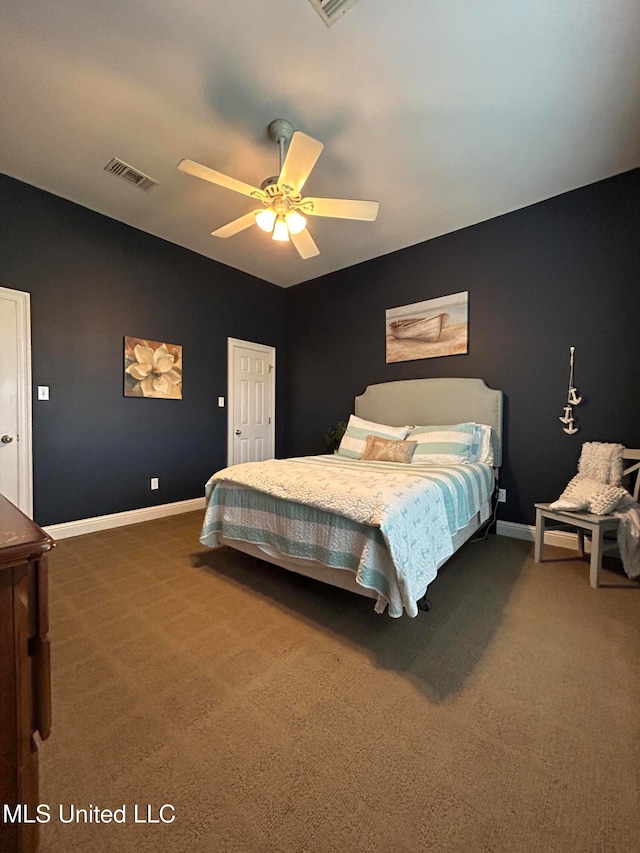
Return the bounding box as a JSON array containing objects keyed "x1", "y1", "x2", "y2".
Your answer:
[
  {"x1": 272, "y1": 216, "x2": 290, "y2": 242},
  {"x1": 178, "y1": 118, "x2": 379, "y2": 261},
  {"x1": 285, "y1": 210, "x2": 307, "y2": 235},
  {"x1": 255, "y1": 208, "x2": 277, "y2": 232}
]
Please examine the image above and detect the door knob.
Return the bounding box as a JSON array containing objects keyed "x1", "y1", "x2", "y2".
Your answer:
[
  {"x1": 1, "y1": 435, "x2": 13, "y2": 444},
  {"x1": 235, "y1": 429, "x2": 242, "y2": 435}
]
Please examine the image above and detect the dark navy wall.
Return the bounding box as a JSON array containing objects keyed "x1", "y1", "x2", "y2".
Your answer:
[
  {"x1": 284, "y1": 169, "x2": 640, "y2": 527},
  {"x1": 0, "y1": 174, "x2": 286, "y2": 526},
  {"x1": 3, "y1": 169, "x2": 638, "y2": 529}
]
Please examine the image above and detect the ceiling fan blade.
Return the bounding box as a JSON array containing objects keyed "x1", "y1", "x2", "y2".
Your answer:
[
  {"x1": 211, "y1": 211, "x2": 260, "y2": 238},
  {"x1": 278, "y1": 132, "x2": 324, "y2": 195},
  {"x1": 290, "y1": 228, "x2": 320, "y2": 260},
  {"x1": 299, "y1": 197, "x2": 379, "y2": 221},
  {"x1": 178, "y1": 159, "x2": 265, "y2": 200}
]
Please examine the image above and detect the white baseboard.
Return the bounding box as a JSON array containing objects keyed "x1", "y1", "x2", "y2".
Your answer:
[
  {"x1": 496, "y1": 519, "x2": 591, "y2": 552},
  {"x1": 43, "y1": 497, "x2": 206, "y2": 540},
  {"x1": 496, "y1": 520, "x2": 533, "y2": 541},
  {"x1": 42, "y1": 501, "x2": 590, "y2": 552}
]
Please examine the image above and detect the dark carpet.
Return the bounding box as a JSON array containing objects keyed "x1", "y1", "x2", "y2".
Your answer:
[{"x1": 39, "y1": 512, "x2": 640, "y2": 852}]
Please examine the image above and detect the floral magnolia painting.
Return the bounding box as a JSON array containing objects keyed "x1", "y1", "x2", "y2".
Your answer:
[{"x1": 124, "y1": 337, "x2": 182, "y2": 399}]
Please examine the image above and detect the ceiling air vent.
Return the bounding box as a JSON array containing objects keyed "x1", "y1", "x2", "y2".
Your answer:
[
  {"x1": 104, "y1": 158, "x2": 157, "y2": 191},
  {"x1": 307, "y1": 0, "x2": 361, "y2": 27}
]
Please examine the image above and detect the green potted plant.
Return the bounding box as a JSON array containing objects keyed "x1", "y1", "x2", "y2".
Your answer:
[{"x1": 323, "y1": 420, "x2": 348, "y2": 453}]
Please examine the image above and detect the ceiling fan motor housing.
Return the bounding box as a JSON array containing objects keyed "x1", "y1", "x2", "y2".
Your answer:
[
  {"x1": 261, "y1": 182, "x2": 302, "y2": 217},
  {"x1": 260, "y1": 176, "x2": 280, "y2": 191}
]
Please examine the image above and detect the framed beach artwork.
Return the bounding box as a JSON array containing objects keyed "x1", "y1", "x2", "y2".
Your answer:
[
  {"x1": 386, "y1": 291, "x2": 469, "y2": 363},
  {"x1": 124, "y1": 337, "x2": 183, "y2": 399}
]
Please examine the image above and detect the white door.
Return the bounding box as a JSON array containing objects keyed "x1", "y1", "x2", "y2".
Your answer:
[
  {"x1": 0, "y1": 287, "x2": 33, "y2": 515},
  {"x1": 228, "y1": 338, "x2": 275, "y2": 465}
]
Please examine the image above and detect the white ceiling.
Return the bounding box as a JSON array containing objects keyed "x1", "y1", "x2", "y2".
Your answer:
[{"x1": 1, "y1": 1, "x2": 638, "y2": 288}]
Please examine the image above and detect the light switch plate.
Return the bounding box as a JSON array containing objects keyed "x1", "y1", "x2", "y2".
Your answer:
[
  {"x1": 37, "y1": 386, "x2": 49, "y2": 400},
  {"x1": 218, "y1": 397, "x2": 225, "y2": 407}
]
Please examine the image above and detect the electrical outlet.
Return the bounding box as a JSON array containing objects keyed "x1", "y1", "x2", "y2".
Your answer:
[
  {"x1": 497, "y1": 488, "x2": 507, "y2": 503},
  {"x1": 150, "y1": 477, "x2": 159, "y2": 490}
]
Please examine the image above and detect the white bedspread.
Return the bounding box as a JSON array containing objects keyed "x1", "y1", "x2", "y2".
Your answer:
[{"x1": 202, "y1": 455, "x2": 493, "y2": 617}]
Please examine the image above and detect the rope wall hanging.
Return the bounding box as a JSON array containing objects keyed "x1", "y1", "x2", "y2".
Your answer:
[{"x1": 559, "y1": 346, "x2": 582, "y2": 435}]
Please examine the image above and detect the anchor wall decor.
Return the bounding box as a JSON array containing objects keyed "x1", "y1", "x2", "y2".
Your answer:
[{"x1": 559, "y1": 346, "x2": 582, "y2": 435}]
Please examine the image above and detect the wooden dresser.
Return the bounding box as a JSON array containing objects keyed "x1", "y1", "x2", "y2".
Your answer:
[{"x1": 0, "y1": 494, "x2": 53, "y2": 853}]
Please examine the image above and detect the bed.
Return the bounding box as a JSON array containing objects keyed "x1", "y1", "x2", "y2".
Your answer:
[{"x1": 200, "y1": 378, "x2": 503, "y2": 617}]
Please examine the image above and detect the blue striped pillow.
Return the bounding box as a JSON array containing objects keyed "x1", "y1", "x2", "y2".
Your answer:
[
  {"x1": 337, "y1": 415, "x2": 410, "y2": 459},
  {"x1": 408, "y1": 423, "x2": 476, "y2": 465},
  {"x1": 469, "y1": 424, "x2": 494, "y2": 465}
]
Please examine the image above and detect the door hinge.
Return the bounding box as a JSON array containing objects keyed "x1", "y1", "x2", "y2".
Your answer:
[
  {"x1": 268, "y1": 417, "x2": 271, "y2": 424},
  {"x1": 269, "y1": 364, "x2": 273, "y2": 372}
]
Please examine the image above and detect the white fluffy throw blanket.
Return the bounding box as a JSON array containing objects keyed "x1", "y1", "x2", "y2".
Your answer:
[{"x1": 615, "y1": 496, "x2": 640, "y2": 579}]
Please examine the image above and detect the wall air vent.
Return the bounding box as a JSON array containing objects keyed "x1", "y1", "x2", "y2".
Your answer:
[
  {"x1": 104, "y1": 158, "x2": 157, "y2": 191},
  {"x1": 307, "y1": 0, "x2": 362, "y2": 27}
]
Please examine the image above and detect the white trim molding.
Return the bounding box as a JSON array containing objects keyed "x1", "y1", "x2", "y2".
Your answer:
[
  {"x1": 0, "y1": 286, "x2": 33, "y2": 517},
  {"x1": 496, "y1": 520, "x2": 534, "y2": 541},
  {"x1": 43, "y1": 501, "x2": 593, "y2": 551},
  {"x1": 43, "y1": 497, "x2": 205, "y2": 540},
  {"x1": 497, "y1": 519, "x2": 595, "y2": 553}
]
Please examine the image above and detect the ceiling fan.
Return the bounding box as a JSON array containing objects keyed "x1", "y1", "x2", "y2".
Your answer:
[{"x1": 178, "y1": 119, "x2": 379, "y2": 259}]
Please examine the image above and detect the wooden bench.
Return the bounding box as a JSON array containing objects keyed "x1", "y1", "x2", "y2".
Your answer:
[{"x1": 534, "y1": 449, "x2": 640, "y2": 588}]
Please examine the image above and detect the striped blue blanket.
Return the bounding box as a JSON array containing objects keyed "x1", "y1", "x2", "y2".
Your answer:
[{"x1": 200, "y1": 455, "x2": 493, "y2": 617}]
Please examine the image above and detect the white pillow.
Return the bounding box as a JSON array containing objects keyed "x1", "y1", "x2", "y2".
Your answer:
[
  {"x1": 407, "y1": 423, "x2": 476, "y2": 465},
  {"x1": 470, "y1": 424, "x2": 494, "y2": 465},
  {"x1": 548, "y1": 475, "x2": 627, "y2": 515},
  {"x1": 337, "y1": 415, "x2": 410, "y2": 460}
]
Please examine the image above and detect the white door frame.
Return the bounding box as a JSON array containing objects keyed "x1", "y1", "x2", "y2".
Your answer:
[
  {"x1": 0, "y1": 286, "x2": 33, "y2": 516},
  {"x1": 227, "y1": 337, "x2": 276, "y2": 466}
]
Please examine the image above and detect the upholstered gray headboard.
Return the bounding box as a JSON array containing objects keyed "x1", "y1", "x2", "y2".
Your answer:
[{"x1": 355, "y1": 378, "x2": 504, "y2": 467}]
